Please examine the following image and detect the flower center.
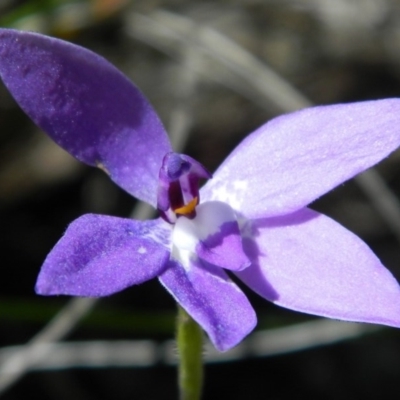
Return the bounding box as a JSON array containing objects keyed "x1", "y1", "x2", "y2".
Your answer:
[
  {"x1": 157, "y1": 152, "x2": 211, "y2": 224},
  {"x1": 174, "y1": 196, "x2": 199, "y2": 215},
  {"x1": 158, "y1": 154, "x2": 250, "y2": 274}
]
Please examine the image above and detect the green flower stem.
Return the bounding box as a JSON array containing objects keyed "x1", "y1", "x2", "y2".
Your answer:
[{"x1": 177, "y1": 306, "x2": 204, "y2": 400}]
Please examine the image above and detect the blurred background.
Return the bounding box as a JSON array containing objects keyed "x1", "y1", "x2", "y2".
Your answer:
[{"x1": 2, "y1": 0, "x2": 400, "y2": 399}]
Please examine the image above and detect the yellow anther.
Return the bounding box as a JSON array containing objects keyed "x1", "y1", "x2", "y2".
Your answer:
[{"x1": 174, "y1": 197, "x2": 198, "y2": 215}]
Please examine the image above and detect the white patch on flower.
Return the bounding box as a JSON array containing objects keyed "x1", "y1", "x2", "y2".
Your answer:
[
  {"x1": 233, "y1": 180, "x2": 248, "y2": 191},
  {"x1": 138, "y1": 246, "x2": 147, "y2": 254},
  {"x1": 171, "y1": 201, "x2": 238, "y2": 270},
  {"x1": 206, "y1": 180, "x2": 248, "y2": 211}
]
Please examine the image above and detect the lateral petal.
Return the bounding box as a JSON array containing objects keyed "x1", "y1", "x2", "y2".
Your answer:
[
  {"x1": 159, "y1": 260, "x2": 256, "y2": 351},
  {"x1": 236, "y1": 208, "x2": 400, "y2": 327},
  {"x1": 0, "y1": 29, "x2": 171, "y2": 206},
  {"x1": 202, "y1": 99, "x2": 400, "y2": 218},
  {"x1": 36, "y1": 214, "x2": 171, "y2": 296}
]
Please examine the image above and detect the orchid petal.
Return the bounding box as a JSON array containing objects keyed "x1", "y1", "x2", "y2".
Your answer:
[
  {"x1": 172, "y1": 201, "x2": 250, "y2": 271},
  {"x1": 36, "y1": 214, "x2": 171, "y2": 296},
  {"x1": 160, "y1": 260, "x2": 256, "y2": 351},
  {"x1": 0, "y1": 28, "x2": 171, "y2": 206},
  {"x1": 202, "y1": 99, "x2": 400, "y2": 218},
  {"x1": 236, "y1": 208, "x2": 400, "y2": 327}
]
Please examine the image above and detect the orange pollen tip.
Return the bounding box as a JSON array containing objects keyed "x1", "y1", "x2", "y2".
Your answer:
[{"x1": 174, "y1": 197, "x2": 198, "y2": 215}]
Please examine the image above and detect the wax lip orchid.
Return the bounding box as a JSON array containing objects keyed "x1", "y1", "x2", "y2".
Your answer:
[{"x1": 2, "y1": 29, "x2": 400, "y2": 352}]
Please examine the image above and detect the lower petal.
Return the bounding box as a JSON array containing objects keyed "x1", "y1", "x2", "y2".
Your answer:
[
  {"x1": 36, "y1": 214, "x2": 171, "y2": 296},
  {"x1": 237, "y1": 208, "x2": 400, "y2": 327},
  {"x1": 159, "y1": 260, "x2": 256, "y2": 351}
]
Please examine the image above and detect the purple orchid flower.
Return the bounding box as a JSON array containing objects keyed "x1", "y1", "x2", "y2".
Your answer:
[{"x1": 2, "y1": 29, "x2": 400, "y2": 352}]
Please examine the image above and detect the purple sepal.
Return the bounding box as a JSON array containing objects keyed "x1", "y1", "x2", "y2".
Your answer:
[
  {"x1": 202, "y1": 99, "x2": 400, "y2": 218},
  {"x1": 159, "y1": 260, "x2": 257, "y2": 351},
  {"x1": 0, "y1": 28, "x2": 171, "y2": 206},
  {"x1": 237, "y1": 208, "x2": 400, "y2": 327},
  {"x1": 36, "y1": 214, "x2": 171, "y2": 297}
]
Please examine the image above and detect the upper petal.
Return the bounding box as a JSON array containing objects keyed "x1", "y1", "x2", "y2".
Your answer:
[
  {"x1": 36, "y1": 214, "x2": 171, "y2": 296},
  {"x1": 159, "y1": 259, "x2": 256, "y2": 351},
  {"x1": 202, "y1": 99, "x2": 400, "y2": 218},
  {"x1": 236, "y1": 208, "x2": 400, "y2": 327},
  {"x1": 0, "y1": 29, "x2": 171, "y2": 206}
]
